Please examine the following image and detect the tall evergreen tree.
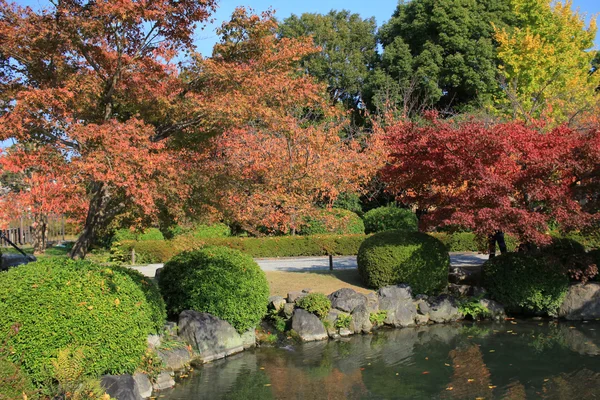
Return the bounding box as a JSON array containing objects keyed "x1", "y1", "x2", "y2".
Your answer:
[{"x1": 370, "y1": 0, "x2": 516, "y2": 114}]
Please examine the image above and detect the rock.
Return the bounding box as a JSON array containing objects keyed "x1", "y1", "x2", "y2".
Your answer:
[
  {"x1": 448, "y1": 283, "x2": 472, "y2": 297},
  {"x1": 471, "y1": 287, "x2": 487, "y2": 298},
  {"x1": 146, "y1": 334, "x2": 161, "y2": 349},
  {"x1": 328, "y1": 288, "x2": 368, "y2": 313},
  {"x1": 268, "y1": 295, "x2": 286, "y2": 311},
  {"x1": 287, "y1": 291, "x2": 307, "y2": 303},
  {"x1": 378, "y1": 284, "x2": 413, "y2": 304},
  {"x1": 163, "y1": 322, "x2": 178, "y2": 337},
  {"x1": 349, "y1": 304, "x2": 373, "y2": 334},
  {"x1": 291, "y1": 309, "x2": 328, "y2": 342},
  {"x1": 101, "y1": 375, "x2": 142, "y2": 400},
  {"x1": 154, "y1": 267, "x2": 163, "y2": 281},
  {"x1": 178, "y1": 310, "x2": 244, "y2": 363},
  {"x1": 133, "y1": 373, "x2": 152, "y2": 399},
  {"x1": 378, "y1": 284, "x2": 416, "y2": 327},
  {"x1": 449, "y1": 266, "x2": 481, "y2": 286},
  {"x1": 156, "y1": 346, "x2": 192, "y2": 371},
  {"x1": 302, "y1": 288, "x2": 315, "y2": 293},
  {"x1": 241, "y1": 329, "x2": 256, "y2": 349},
  {"x1": 339, "y1": 328, "x2": 353, "y2": 337},
  {"x1": 559, "y1": 283, "x2": 600, "y2": 320},
  {"x1": 416, "y1": 299, "x2": 430, "y2": 315},
  {"x1": 428, "y1": 295, "x2": 463, "y2": 323},
  {"x1": 415, "y1": 313, "x2": 430, "y2": 325},
  {"x1": 324, "y1": 309, "x2": 346, "y2": 337},
  {"x1": 152, "y1": 372, "x2": 175, "y2": 391},
  {"x1": 283, "y1": 303, "x2": 295, "y2": 319},
  {"x1": 479, "y1": 298, "x2": 506, "y2": 320},
  {"x1": 366, "y1": 292, "x2": 379, "y2": 312}
]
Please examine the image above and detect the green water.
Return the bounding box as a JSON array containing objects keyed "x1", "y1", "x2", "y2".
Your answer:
[{"x1": 162, "y1": 321, "x2": 600, "y2": 400}]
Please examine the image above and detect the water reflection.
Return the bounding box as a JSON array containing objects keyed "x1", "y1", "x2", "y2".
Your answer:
[{"x1": 162, "y1": 321, "x2": 599, "y2": 400}]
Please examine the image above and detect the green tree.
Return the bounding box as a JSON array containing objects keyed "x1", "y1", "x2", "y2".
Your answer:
[
  {"x1": 279, "y1": 10, "x2": 378, "y2": 111},
  {"x1": 494, "y1": 0, "x2": 598, "y2": 125},
  {"x1": 371, "y1": 0, "x2": 515, "y2": 114}
]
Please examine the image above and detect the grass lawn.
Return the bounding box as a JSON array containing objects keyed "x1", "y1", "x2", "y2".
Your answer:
[{"x1": 266, "y1": 269, "x2": 374, "y2": 297}]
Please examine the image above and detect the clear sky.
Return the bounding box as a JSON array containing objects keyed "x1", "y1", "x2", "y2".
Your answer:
[{"x1": 14, "y1": 0, "x2": 600, "y2": 56}]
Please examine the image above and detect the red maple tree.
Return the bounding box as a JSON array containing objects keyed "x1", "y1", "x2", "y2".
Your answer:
[{"x1": 380, "y1": 114, "x2": 600, "y2": 245}]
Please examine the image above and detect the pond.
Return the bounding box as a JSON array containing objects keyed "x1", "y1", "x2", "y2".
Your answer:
[{"x1": 161, "y1": 320, "x2": 600, "y2": 400}]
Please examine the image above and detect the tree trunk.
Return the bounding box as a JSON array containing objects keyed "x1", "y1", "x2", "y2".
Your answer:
[
  {"x1": 32, "y1": 214, "x2": 48, "y2": 255},
  {"x1": 69, "y1": 183, "x2": 119, "y2": 259}
]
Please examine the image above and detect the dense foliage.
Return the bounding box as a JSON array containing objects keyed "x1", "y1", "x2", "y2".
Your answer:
[
  {"x1": 296, "y1": 293, "x2": 332, "y2": 319},
  {"x1": 0, "y1": 0, "x2": 218, "y2": 258},
  {"x1": 482, "y1": 253, "x2": 569, "y2": 315},
  {"x1": 300, "y1": 208, "x2": 365, "y2": 235},
  {"x1": 362, "y1": 206, "x2": 418, "y2": 234},
  {"x1": 381, "y1": 115, "x2": 600, "y2": 246},
  {"x1": 115, "y1": 234, "x2": 369, "y2": 263},
  {"x1": 158, "y1": 247, "x2": 269, "y2": 332},
  {"x1": 371, "y1": 0, "x2": 515, "y2": 113},
  {"x1": 357, "y1": 230, "x2": 450, "y2": 294},
  {"x1": 0, "y1": 259, "x2": 163, "y2": 383},
  {"x1": 0, "y1": 357, "x2": 36, "y2": 400},
  {"x1": 279, "y1": 10, "x2": 377, "y2": 111}
]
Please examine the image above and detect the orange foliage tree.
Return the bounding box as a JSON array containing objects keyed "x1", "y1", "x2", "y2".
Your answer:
[
  {"x1": 184, "y1": 9, "x2": 384, "y2": 234},
  {"x1": 0, "y1": 0, "x2": 217, "y2": 257}
]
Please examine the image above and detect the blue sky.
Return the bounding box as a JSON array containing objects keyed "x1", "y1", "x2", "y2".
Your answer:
[{"x1": 15, "y1": 0, "x2": 600, "y2": 56}]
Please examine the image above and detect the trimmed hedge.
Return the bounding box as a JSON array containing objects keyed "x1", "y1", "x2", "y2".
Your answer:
[
  {"x1": 482, "y1": 253, "x2": 569, "y2": 316},
  {"x1": 0, "y1": 259, "x2": 164, "y2": 383},
  {"x1": 114, "y1": 232, "x2": 599, "y2": 264},
  {"x1": 357, "y1": 230, "x2": 450, "y2": 295},
  {"x1": 300, "y1": 209, "x2": 365, "y2": 235},
  {"x1": 429, "y1": 232, "x2": 519, "y2": 253},
  {"x1": 116, "y1": 234, "x2": 369, "y2": 263},
  {"x1": 158, "y1": 247, "x2": 269, "y2": 333},
  {"x1": 363, "y1": 206, "x2": 418, "y2": 234}
]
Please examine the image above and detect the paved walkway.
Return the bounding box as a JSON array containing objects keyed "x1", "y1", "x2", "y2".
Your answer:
[{"x1": 130, "y1": 252, "x2": 488, "y2": 278}]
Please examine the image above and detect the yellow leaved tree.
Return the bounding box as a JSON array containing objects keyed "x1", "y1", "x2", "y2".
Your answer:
[{"x1": 494, "y1": 0, "x2": 598, "y2": 126}]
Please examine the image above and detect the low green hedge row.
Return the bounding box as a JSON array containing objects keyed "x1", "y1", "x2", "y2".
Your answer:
[
  {"x1": 114, "y1": 232, "x2": 600, "y2": 264},
  {"x1": 115, "y1": 234, "x2": 369, "y2": 263}
]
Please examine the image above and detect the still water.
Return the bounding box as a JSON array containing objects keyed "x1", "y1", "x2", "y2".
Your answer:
[{"x1": 162, "y1": 321, "x2": 599, "y2": 400}]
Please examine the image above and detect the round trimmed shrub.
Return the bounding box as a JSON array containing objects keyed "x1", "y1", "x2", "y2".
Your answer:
[
  {"x1": 296, "y1": 293, "x2": 331, "y2": 319},
  {"x1": 541, "y1": 237, "x2": 586, "y2": 263},
  {"x1": 482, "y1": 253, "x2": 569, "y2": 315},
  {"x1": 158, "y1": 246, "x2": 269, "y2": 332},
  {"x1": 0, "y1": 259, "x2": 164, "y2": 383},
  {"x1": 300, "y1": 208, "x2": 365, "y2": 235},
  {"x1": 363, "y1": 206, "x2": 418, "y2": 234},
  {"x1": 357, "y1": 230, "x2": 450, "y2": 295}
]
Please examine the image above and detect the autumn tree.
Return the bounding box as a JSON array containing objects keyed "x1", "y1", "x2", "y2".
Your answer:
[
  {"x1": 185, "y1": 9, "x2": 384, "y2": 235},
  {"x1": 0, "y1": 0, "x2": 217, "y2": 258},
  {"x1": 0, "y1": 145, "x2": 86, "y2": 253},
  {"x1": 494, "y1": 0, "x2": 599, "y2": 125},
  {"x1": 381, "y1": 114, "x2": 600, "y2": 245}
]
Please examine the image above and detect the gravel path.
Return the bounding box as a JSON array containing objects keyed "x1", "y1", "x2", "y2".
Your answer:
[{"x1": 129, "y1": 252, "x2": 488, "y2": 277}]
